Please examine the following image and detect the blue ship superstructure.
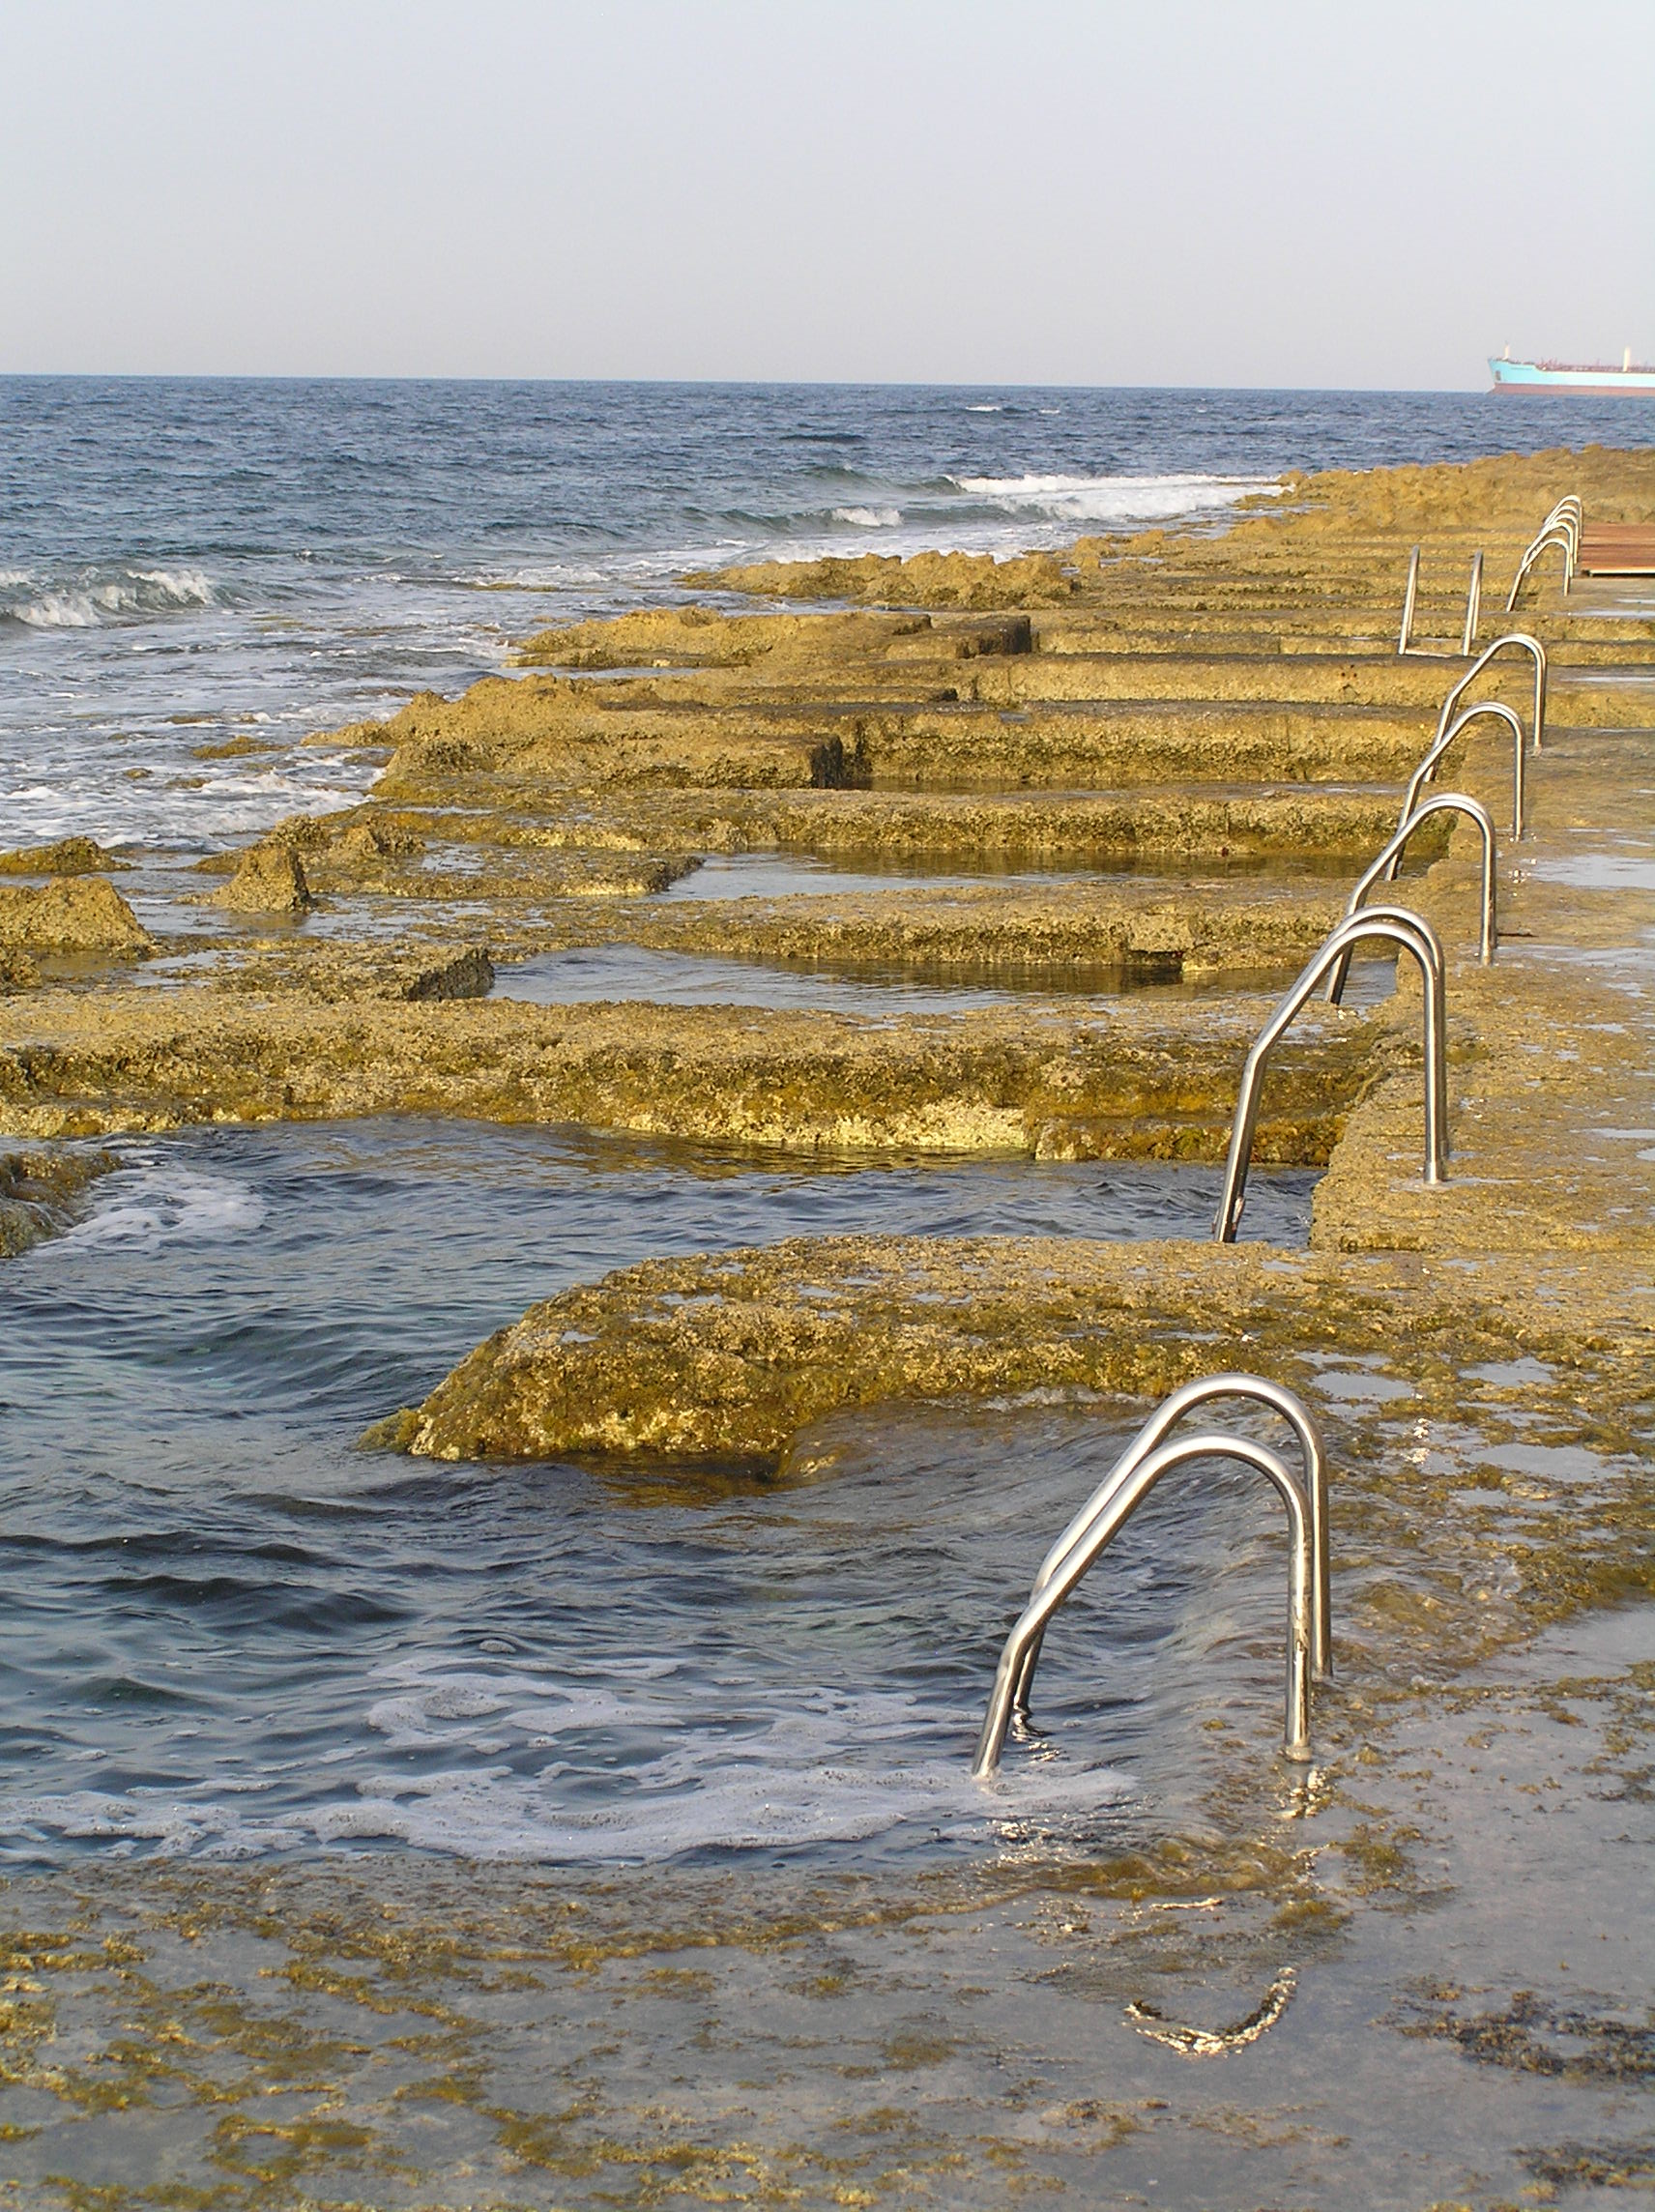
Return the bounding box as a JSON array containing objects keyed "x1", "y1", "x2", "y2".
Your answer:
[{"x1": 1490, "y1": 348, "x2": 1655, "y2": 395}]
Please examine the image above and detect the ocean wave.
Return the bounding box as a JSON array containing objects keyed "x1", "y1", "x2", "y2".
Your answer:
[
  {"x1": 830, "y1": 506, "x2": 902, "y2": 528},
  {"x1": 949, "y1": 472, "x2": 1280, "y2": 525},
  {"x1": 2, "y1": 566, "x2": 218, "y2": 630}
]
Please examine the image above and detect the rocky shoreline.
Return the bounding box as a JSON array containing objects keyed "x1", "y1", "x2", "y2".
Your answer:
[
  {"x1": 5, "y1": 447, "x2": 1652, "y2": 1481},
  {"x1": 2, "y1": 442, "x2": 1653, "y2": 2209}
]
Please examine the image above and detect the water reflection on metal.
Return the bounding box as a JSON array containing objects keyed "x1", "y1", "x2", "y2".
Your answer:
[{"x1": 1125, "y1": 1965, "x2": 1298, "y2": 2055}]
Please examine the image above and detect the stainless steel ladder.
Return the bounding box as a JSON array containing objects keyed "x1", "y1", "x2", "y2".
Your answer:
[
  {"x1": 973, "y1": 1376, "x2": 1329, "y2": 1776},
  {"x1": 1399, "y1": 547, "x2": 1484, "y2": 658},
  {"x1": 1505, "y1": 497, "x2": 1580, "y2": 608},
  {"x1": 1213, "y1": 905, "x2": 1448, "y2": 1242},
  {"x1": 1324, "y1": 792, "x2": 1496, "y2": 1003}
]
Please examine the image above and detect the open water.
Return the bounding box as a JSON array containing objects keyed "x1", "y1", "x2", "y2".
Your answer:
[{"x1": 0, "y1": 1124, "x2": 1317, "y2": 1868}]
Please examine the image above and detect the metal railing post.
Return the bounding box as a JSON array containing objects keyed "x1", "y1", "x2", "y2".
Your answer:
[
  {"x1": 1461, "y1": 551, "x2": 1483, "y2": 655},
  {"x1": 973, "y1": 1432, "x2": 1314, "y2": 1776},
  {"x1": 1398, "y1": 546, "x2": 1420, "y2": 655},
  {"x1": 1214, "y1": 906, "x2": 1448, "y2": 1243}
]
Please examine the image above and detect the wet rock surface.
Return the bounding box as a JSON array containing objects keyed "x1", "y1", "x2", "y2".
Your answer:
[
  {"x1": 214, "y1": 838, "x2": 314, "y2": 914},
  {"x1": 0, "y1": 1145, "x2": 117, "y2": 1255}
]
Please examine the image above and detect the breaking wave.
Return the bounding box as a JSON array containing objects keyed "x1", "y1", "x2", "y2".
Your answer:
[
  {"x1": 2, "y1": 566, "x2": 218, "y2": 629},
  {"x1": 949, "y1": 472, "x2": 1280, "y2": 525}
]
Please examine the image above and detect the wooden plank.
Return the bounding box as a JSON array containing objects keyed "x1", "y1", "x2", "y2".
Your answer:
[{"x1": 1579, "y1": 524, "x2": 1655, "y2": 575}]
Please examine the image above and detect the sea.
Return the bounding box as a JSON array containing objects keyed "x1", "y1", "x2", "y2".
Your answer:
[{"x1": 0, "y1": 379, "x2": 1647, "y2": 1874}]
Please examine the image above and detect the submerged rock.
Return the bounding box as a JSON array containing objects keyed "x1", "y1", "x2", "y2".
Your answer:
[{"x1": 0, "y1": 877, "x2": 152, "y2": 954}]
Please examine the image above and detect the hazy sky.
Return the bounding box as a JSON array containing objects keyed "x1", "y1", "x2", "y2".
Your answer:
[{"x1": 3, "y1": 0, "x2": 1650, "y2": 387}]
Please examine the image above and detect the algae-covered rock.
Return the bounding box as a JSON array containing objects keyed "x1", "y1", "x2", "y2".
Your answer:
[
  {"x1": 0, "y1": 988, "x2": 1370, "y2": 1157},
  {"x1": 0, "y1": 950, "x2": 39, "y2": 993},
  {"x1": 0, "y1": 1147, "x2": 118, "y2": 1257},
  {"x1": 0, "y1": 835, "x2": 130, "y2": 876},
  {"x1": 380, "y1": 1229, "x2": 1655, "y2": 1468},
  {"x1": 514, "y1": 606, "x2": 935, "y2": 672},
  {"x1": 333, "y1": 818, "x2": 425, "y2": 862},
  {"x1": 0, "y1": 877, "x2": 152, "y2": 954},
  {"x1": 401, "y1": 947, "x2": 494, "y2": 1002},
  {"x1": 216, "y1": 841, "x2": 314, "y2": 915},
  {"x1": 686, "y1": 548, "x2": 1081, "y2": 610}
]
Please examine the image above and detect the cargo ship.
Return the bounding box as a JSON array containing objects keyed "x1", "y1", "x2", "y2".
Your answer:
[{"x1": 1490, "y1": 347, "x2": 1655, "y2": 395}]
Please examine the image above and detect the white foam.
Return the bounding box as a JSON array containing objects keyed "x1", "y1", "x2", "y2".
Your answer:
[
  {"x1": 56, "y1": 1159, "x2": 267, "y2": 1251},
  {"x1": 130, "y1": 568, "x2": 216, "y2": 605},
  {"x1": 831, "y1": 507, "x2": 901, "y2": 528},
  {"x1": 1, "y1": 1656, "x2": 1132, "y2": 1866},
  {"x1": 950, "y1": 472, "x2": 1280, "y2": 525},
  {"x1": 7, "y1": 567, "x2": 217, "y2": 629},
  {"x1": 3, "y1": 1721, "x2": 1129, "y2": 1865}
]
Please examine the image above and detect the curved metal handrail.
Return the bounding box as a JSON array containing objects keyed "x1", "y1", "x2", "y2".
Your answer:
[
  {"x1": 1214, "y1": 905, "x2": 1448, "y2": 1243},
  {"x1": 973, "y1": 1432, "x2": 1314, "y2": 1776},
  {"x1": 1009, "y1": 1375, "x2": 1332, "y2": 1723},
  {"x1": 1401, "y1": 699, "x2": 1526, "y2": 841},
  {"x1": 1506, "y1": 525, "x2": 1574, "y2": 609},
  {"x1": 1539, "y1": 496, "x2": 1582, "y2": 558},
  {"x1": 1324, "y1": 793, "x2": 1496, "y2": 1004},
  {"x1": 1437, "y1": 630, "x2": 1547, "y2": 754},
  {"x1": 1534, "y1": 515, "x2": 1578, "y2": 573},
  {"x1": 1529, "y1": 500, "x2": 1580, "y2": 572}
]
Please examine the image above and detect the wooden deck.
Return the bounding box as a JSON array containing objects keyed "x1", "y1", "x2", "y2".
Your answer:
[{"x1": 1579, "y1": 523, "x2": 1655, "y2": 575}]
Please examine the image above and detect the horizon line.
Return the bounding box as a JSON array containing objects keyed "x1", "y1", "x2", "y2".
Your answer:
[{"x1": 0, "y1": 369, "x2": 1511, "y2": 397}]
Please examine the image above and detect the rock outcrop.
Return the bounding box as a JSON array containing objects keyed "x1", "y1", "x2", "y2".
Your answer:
[
  {"x1": 0, "y1": 836, "x2": 129, "y2": 876},
  {"x1": 0, "y1": 877, "x2": 152, "y2": 954},
  {"x1": 216, "y1": 841, "x2": 314, "y2": 915}
]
